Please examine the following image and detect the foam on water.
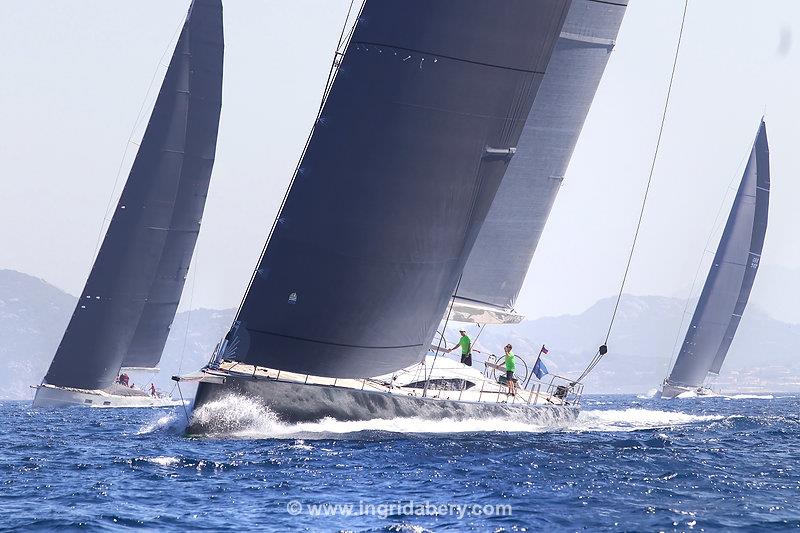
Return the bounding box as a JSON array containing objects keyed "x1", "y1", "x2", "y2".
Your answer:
[
  {"x1": 637, "y1": 388, "x2": 659, "y2": 399},
  {"x1": 137, "y1": 412, "x2": 179, "y2": 435},
  {"x1": 137, "y1": 404, "x2": 193, "y2": 435},
  {"x1": 575, "y1": 408, "x2": 722, "y2": 432},
  {"x1": 142, "y1": 456, "x2": 181, "y2": 467},
  {"x1": 674, "y1": 389, "x2": 720, "y2": 399},
  {"x1": 189, "y1": 394, "x2": 283, "y2": 437},
  {"x1": 669, "y1": 391, "x2": 774, "y2": 401},
  {"x1": 182, "y1": 394, "x2": 723, "y2": 439}
]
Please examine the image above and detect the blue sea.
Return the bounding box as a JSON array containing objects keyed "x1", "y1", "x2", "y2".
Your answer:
[{"x1": 2, "y1": 394, "x2": 799, "y2": 531}]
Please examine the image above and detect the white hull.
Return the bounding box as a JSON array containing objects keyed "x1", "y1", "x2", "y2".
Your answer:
[
  {"x1": 32, "y1": 384, "x2": 184, "y2": 408},
  {"x1": 658, "y1": 382, "x2": 715, "y2": 400}
]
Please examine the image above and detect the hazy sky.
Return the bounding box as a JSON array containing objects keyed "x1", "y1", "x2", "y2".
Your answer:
[{"x1": 2, "y1": 1, "x2": 799, "y2": 323}]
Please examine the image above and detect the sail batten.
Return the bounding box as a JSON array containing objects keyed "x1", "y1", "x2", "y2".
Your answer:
[
  {"x1": 456, "y1": 0, "x2": 628, "y2": 315},
  {"x1": 43, "y1": 0, "x2": 224, "y2": 390},
  {"x1": 224, "y1": 0, "x2": 572, "y2": 378},
  {"x1": 667, "y1": 120, "x2": 770, "y2": 388}
]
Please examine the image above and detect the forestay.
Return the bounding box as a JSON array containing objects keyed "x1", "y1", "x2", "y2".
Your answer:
[
  {"x1": 44, "y1": 0, "x2": 224, "y2": 389},
  {"x1": 224, "y1": 0, "x2": 572, "y2": 378},
  {"x1": 667, "y1": 120, "x2": 770, "y2": 388},
  {"x1": 456, "y1": 0, "x2": 628, "y2": 318}
]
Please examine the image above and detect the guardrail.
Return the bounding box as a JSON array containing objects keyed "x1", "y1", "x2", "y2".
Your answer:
[
  {"x1": 482, "y1": 354, "x2": 583, "y2": 406},
  {"x1": 544, "y1": 374, "x2": 583, "y2": 406}
]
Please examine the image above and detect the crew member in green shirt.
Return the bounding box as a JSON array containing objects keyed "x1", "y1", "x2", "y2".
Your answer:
[
  {"x1": 447, "y1": 329, "x2": 472, "y2": 366},
  {"x1": 504, "y1": 344, "x2": 517, "y2": 396}
]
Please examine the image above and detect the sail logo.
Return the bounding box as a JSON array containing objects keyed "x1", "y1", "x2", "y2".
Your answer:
[
  {"x1": 749, "y1": 255, "x2": 760, "y2": 269},
  {"x1": 288, "y1": 292, "x2": 298, "y2": 305}
]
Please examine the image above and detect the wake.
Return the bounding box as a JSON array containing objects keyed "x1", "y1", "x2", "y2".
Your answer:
[
  {"x1": 136, "y1": 405, "x2": 193, "y2": 436},
  {"x1": 671, "y1": 391, "x2": 774, "y2": 400},
  {"x1": 141, "y1": 394, "x2": 725, "y2": 439}
]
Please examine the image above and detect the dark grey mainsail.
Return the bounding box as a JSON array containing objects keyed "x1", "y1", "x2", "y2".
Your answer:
[
  {"x1": 667, "y1": 120, "x2": 770, "y2": 388},
  {"x1": 222, "y1": 0, "x2": 571, "y2": 378},
  {"x1": 44, "y1": 0, "x2": 224, "y2": 389},
  {"x1": 456, "y1": 0, "x2": 627, "y2": 317}
]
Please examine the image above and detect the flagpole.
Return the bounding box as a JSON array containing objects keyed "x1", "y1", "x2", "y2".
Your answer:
[{"x1": 525, "y1": 345, "x2": 545, "y2": 390}]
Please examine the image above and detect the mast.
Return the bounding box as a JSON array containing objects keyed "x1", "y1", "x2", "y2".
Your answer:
[
  {"x1": 221, "y1": 0, "x2": 572, "y2": 379},
  {"x1": 667, "y1": 120, "x2": 770, "y2": 388},
  {"x1": 43, "y1": 0, "x2": 224, "y2": 390},
  {"x1": 456, "y1": 0, "x2": 628, "y2": 322}
]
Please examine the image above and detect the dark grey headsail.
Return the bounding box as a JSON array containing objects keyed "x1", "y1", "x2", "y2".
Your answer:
[
  {"x1": 456, "y1": 0, "x2": 628, "y2": 319},
  {"x1": 667, "y1": 120, "x2": 770, "y2": 388},
  {"x1": 223, "y1": 0, "x2": 571, "y2": 378},
  {"x1": 44, "y1": 0, "x2": 224, "y2": 389}
]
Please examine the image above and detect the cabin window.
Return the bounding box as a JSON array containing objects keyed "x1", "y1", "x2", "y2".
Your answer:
[
  {"x1": 84, "y1": 399, "x2": 92, "y2": 404},
  {"x1": 103, "y1": 401, "x2": 111, "y2": 406},
  {"x1": 404, "y1": 379, "x2": 475, "y2": 391}
]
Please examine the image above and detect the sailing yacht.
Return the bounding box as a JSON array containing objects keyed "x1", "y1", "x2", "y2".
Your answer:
[
  {"x1": 33, "y1": 0, "x2": 224, "y2": 408},
  {"x1": 660, "y1": 120, "x2": 770, "y2": 399},
  {"x1": 178, "y1": 0, "x2": 629, "y2": 430}
]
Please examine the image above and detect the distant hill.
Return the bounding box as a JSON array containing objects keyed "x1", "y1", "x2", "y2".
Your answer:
[
  {"x1": 0, "y1": 269, "x2": 233, "y2": 399},
  {"x1": 1, "y1": 270, "x2": 75, "y2": 399},
  {"x1": 448, "y1": 295, "x2": 800, "y2": 394},
  {"x1": 751, "y1": 264, "x2": 800, "y2": 324},
  {"x1": 2, "y1": 269, "x2": 799, "y2": 399}
]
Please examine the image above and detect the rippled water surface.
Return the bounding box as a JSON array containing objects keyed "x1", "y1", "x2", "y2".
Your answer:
[{"x1": 2, "y1": 394, "x2": 799, "y2": 531}]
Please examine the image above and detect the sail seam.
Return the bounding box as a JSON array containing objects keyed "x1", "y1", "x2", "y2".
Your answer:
[
  {"x1": 395, "y1": 101, "x2": 531, "y2": 121},
  {"x1": 145, "y1": 226, "x2": 200, "y2": 233},
  {"x1": 586, "y1": 0, "x2": 628, "y2": 6},
  {"x1": 354, "y1": 41, "x2": 547, "y2": 74},
  {"x1": 245, "y1": 328, "x2": 423, "y2": 350}
]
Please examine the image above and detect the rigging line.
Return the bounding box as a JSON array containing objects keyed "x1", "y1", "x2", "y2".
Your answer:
[
  {"x1": 473, "y1": 323, "x2": 487, "y2": 346},
  {"x1": 176, "y1": 381, "x2": 190, "y2": 423},
  {"x1": 91, "y1": 13, "x2": 187, "y2": 259},
  {"x1": 177, "y1": 250, "x2": 200, "y2": 378},
  {"x1": 334, "y1": 0, "x2": 356, "y2": 59},
  {"x1": 604, "y1": 0, "x2": 689, "y2": 345},
  {"x1": 573, "y1": 0, "x2": 690, "y2": 386},
  {"x1": 423, "y1": 275, "x2": 463, "y2": 398},
  {"x1": 232, "y1": 0, "x2": 366, "y2": 321},
  {"x1": 664, "y1": 148, "x2": 750, "y2": 377},
  {"x1": 409, "y1": 359, "x2": 425, "y2": 384},
  {"x1": 319, "y1": 0, "x2": 360, "y2": 114},
  {"x1": 470, "y1": 323, "x2": 487, "y2": 360},
  {"x1": 335, "y1": 0, "x2": 357, "y2": 55}
]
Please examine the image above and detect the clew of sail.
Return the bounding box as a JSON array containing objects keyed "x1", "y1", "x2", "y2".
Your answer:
[
  {"x1": 43, "y1": 0, "x2": 224, "y2": 390},
  {"x1": 456, "y1": 0, "x2": 628, "y2": 321},
  {"x1": 222, "y1": 0, "x2": 572, "y2": 378},
  {"x1": 667, "y1": 120, "x2": 770, "y2": 388}
]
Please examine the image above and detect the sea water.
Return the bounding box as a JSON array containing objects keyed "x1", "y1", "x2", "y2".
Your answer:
[{"x1": 1, "y1": 394, "x2": 799, "y2": 531}]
